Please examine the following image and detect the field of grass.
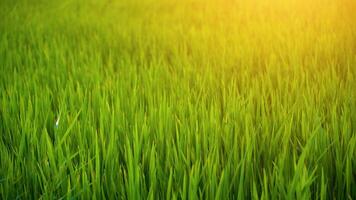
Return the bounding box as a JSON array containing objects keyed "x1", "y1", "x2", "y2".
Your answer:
[{"x1": 0, "y1": 0, "x2": 356, "y2": 199}]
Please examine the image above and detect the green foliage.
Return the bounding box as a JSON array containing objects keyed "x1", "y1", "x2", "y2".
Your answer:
[{"x1": 0, "y1": 0, "x2": 355, "y2": 199}]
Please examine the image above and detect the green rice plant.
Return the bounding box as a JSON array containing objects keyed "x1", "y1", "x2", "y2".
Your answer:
[{"x1": 0, "y1": 0, "x2": 355, "y2": 199}]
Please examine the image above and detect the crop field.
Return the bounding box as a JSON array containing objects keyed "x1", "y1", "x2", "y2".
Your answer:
[{"x1": 0, "y1": 0, "x2": 355, "y2": 199}]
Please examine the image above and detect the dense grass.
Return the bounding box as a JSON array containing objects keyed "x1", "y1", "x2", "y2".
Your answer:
[{"x1": 0, "y1": 0, "x2": 356, "y2": 199}]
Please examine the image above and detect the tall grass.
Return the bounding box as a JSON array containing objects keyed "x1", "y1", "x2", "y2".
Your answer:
[{"x1": 0, "y1": 0, "x2": 355, "y2": 199}]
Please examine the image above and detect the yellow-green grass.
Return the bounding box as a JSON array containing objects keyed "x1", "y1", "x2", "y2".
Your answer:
[{"x1": 0, "y1": 0, "x2": 355, "y2": 199}]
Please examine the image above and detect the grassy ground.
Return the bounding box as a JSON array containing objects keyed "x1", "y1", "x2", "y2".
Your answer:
[{"x1": 0, "y1": 0, "x2": 355, "y2": 199}]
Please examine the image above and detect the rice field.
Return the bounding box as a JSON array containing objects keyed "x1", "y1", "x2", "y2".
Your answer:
[{"x1": 0, "y1": 0, "x2": 355, "y2": 199}]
